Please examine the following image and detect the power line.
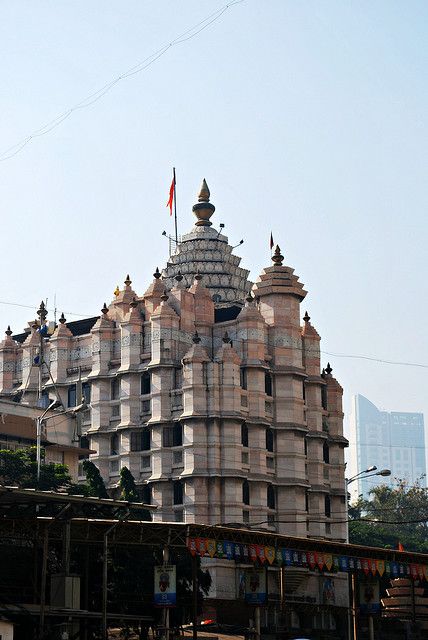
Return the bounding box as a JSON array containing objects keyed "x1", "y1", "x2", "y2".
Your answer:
[
  {"x1": 0, "y1": 1, "x2": 244, "y2": 163},
  {"x1": 0, "y1": 298, "x2": 426, "y2": 369},
  {"x1": 321, "y1": 350, "x2": 428, "y2": 370},
  {"x1": 0, "y1": 299, "x2": 89, "y2": 318}
]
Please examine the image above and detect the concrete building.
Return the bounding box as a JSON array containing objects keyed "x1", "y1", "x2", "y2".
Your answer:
[
  {"x1": 0, "y1": 180, "x2": 349, "y2": 631},
  {"x1": 0, "y1": 399, "x2": 90, "y2": 480},
  {"x1": 348, "y1": 394, "x2": 426, "y2": 500}
]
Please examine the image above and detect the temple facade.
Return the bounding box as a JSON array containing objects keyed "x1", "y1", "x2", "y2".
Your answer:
[
  {"x1": 0, "y1": 179, "x2": 348, "y2": 541},
  {"x1": 0, "y1": 179, "x2": 350, "y2": 631}
]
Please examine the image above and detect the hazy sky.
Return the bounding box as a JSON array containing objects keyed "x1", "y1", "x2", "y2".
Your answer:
[{"x1": 1, "y1": 1, "x2": 427, "y2": 467}]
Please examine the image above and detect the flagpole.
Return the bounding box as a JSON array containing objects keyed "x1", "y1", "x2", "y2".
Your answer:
[{"x1": 173, "y1": 167, "x2": 178, "y2": 246}]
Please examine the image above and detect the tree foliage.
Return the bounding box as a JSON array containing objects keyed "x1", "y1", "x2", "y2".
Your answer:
[
  {"x1": 82, "y1": 459, "x2": 109, "y2": 498},
  {"x1": 349, "y1": 477, "x2": 428, "y2": 552},
  {"x1": 0, "y1": 447, "x2": 72, "y2": 491},
  {"x1": 119, "y1": 466, "x2": 139, "y2": 501}
]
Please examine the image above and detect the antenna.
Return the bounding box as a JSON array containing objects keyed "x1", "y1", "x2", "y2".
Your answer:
[
  {"x1": 216, "y1": 223, "x2": 225, "y2": 238},
  {"x1": 162, "y1": 231, "x2": 179, "y2": 257}
]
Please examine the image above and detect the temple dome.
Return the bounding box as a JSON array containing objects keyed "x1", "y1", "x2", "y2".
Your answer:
[{"x1": 162, "y1": 180, "x2": 252, "y2": 307}]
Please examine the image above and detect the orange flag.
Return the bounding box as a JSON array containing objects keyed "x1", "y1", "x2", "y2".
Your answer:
[
  {"x1": 398, "y1": 542, "x2": 405, "y2": 552},
  {"x1": 166, "y1": 176, "x2": 175, "y2": 215}
]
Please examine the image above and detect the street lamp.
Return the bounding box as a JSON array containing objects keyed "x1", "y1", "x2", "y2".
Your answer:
[
  {"x1": 36, "y1": 397, "x2": 89, "y2": 484},
  {"x1": 346, "y1": 467, "x2": 391, "y2": 487}
]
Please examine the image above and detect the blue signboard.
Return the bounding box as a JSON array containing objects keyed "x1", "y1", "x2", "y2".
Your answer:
[
  {"x1": 245, "y1": 569, "x2": 266, "y2": 605},
  {"x1": 154, "y1": 565, "x2": 176, "y2": 607}
]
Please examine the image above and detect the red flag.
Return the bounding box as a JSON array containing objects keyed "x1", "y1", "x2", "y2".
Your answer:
[
  {"x1": 166, "y1": 177, "x2": 175, "y2": 215},
  {"x1": 398, "y1": 541, "x2": 405, "y2": 552},
  {"x1": 270, "y1": 232, "x2": 274, "y2": 250}
]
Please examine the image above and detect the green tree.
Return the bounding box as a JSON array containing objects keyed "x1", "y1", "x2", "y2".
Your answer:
[
  {"x1": 0, "y1": 447, "x2": 72, "y2": 491},
  {"x1": 349, "y1": 477, "x2": 428, "y2": 552},
  {"x1": 119, "y1": 466, "x2": 139, "y2": 501},
  {"x1": 82, "y1": 459, "x2": 109, "y2": 498}
]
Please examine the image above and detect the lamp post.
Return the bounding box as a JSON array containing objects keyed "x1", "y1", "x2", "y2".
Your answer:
[
  {"x1": 346, "y1": 467, "x2": 391, "y2": 487},
  {"x1": 346, "y1": 466, "x2": 391, "y2": 640},
  {"x1": 346, "y1": 465, "x2": 391, "y2": 640},
  {"x1": 36, "y1": 397, "x2": 88, "y2": 484}
]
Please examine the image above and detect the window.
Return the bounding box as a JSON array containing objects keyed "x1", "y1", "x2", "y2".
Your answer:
[
  {"x1": 79, "y1": 436, "x2": 90, "y2": 460},
  {"x1": 241, "y1": 423, "x2": 249, "y2": 448},
  {"x1": 304, "y1": 437, "x2": 308, "y2": 456},
  {"x1": 110, "y1": 433, "x2": 119, "y2": 455},
  {"x1": 68, "y1": 385, "x2": 76, "y2": 408},
  {"x1": 141, "y1": 484, "x2": 152, "y2": 504},
  {"x1": 173, "y1": 450, "x2": 183, "y2": 465},
  {"x1": 111, "y1": 378, "x2": 120, "y2": 400},
  {"x1": 173, "y1": 367, "x2": 182, "y2": 389},
  {"x1": 264, "y1": 372, "x2": 272, "y2": 396},
  {"x1": 240, "y1": 368, "x2": 247, "y2": 390},
  {"x1": 323, "y1": 442, "x2": 330, "y2": 464},
  {"x1": 305, "y1": 490, "x2": 309, "y2": 512},
  {"x1": 131, "y1": 429, "x2": 150, "y2": 451},
  {"x1": 140, "y1": 455, "x2": 151, "y2": 470},
  {"x1": 267, "y1": 484, "x2": 275, "y2": 509},
  {"x1": 266, "y1": 428, "x2": 274, "y2": 453},
  {"x1": 302, "y1": 381, "x2": 306, "y2": 402},
  {"x1": 321, "y1": 385, "x2": 328, "y2": 410},
  {"x1": 141, "y1": 372, "x2": 151, "y2": 395},
  {"x1": 242, "y1": 480, "x2": 250, "y2": 505},
  {"x1": 163, "y1": 423, "x2": 183, "y2": 447},
  {"x1": 324, "y1": 495, "x2": 331, "y2": 518},
  {"x1": 110, "y1": 459, "x2": 119, "y2": 474},
  {"x1": 40, "y1": 390, "x2": 50, "y2": 409},
  {"x1": 82, "y1": 381, "x2": 91, "y2": 404},
  {"x1": 173, "y1": 480, "x2": 183, "y2": 505}
]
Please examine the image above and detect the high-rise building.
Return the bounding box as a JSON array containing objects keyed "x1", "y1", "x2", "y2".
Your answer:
[
  {"x1": 0, "y1": 180, "x2": 349, "y2": 628},
  {"x1": 348, "y1": 394, "x2": 426, "y2": 499}
]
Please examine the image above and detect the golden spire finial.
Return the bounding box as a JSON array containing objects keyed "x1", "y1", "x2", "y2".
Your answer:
[
  {"x1": 114, "y1": 285, "x2": 120, "y2": 297},
  {"x1": 193, "y1": 179, "x2": 215, "y2": 226},
  {"x1": 198, "y1": 179, "x2": 210, "y2": 202}
]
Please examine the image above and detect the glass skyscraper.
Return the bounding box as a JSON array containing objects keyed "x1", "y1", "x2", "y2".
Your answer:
[{"x1": 348, "y1": 394, "x2": 426, "y2": 499}]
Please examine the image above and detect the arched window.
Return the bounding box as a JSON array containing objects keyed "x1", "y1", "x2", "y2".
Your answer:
[
  {"x1": 267, "y1": 484, "x2": 275, "y2": 509},
  {"x1": 241, "y1": 423, "x2": 249, "y2": 448},
  {"x1": 242, "y1": 480, "x2": 250, "y2": 506},
  {"x1": 324, "y1": 495, "x2": 331, "y2": 518},
  {"x1": 266, "y1": 428, "x2": 274, "y2": 453},
  {"x1": 323, "y1": 442, "x2": 330, "y2": 464},
  {"x1": 264, "y1": 372, "x2": 272, "y2": 396},
  {"x1": 173, "y1": 480, "x2": 183, "y2": 505}
]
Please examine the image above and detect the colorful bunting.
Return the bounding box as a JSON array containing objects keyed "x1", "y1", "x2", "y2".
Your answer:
[
  {"x1": 265, "y1": 546, "x2": 275, "y2": 565},
  {"x1": 206, "y1": 539, "x2": 216, "y2": 558},
  {"x1": 183, "y1": 536, "x2": 427, "y2": 581}
]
